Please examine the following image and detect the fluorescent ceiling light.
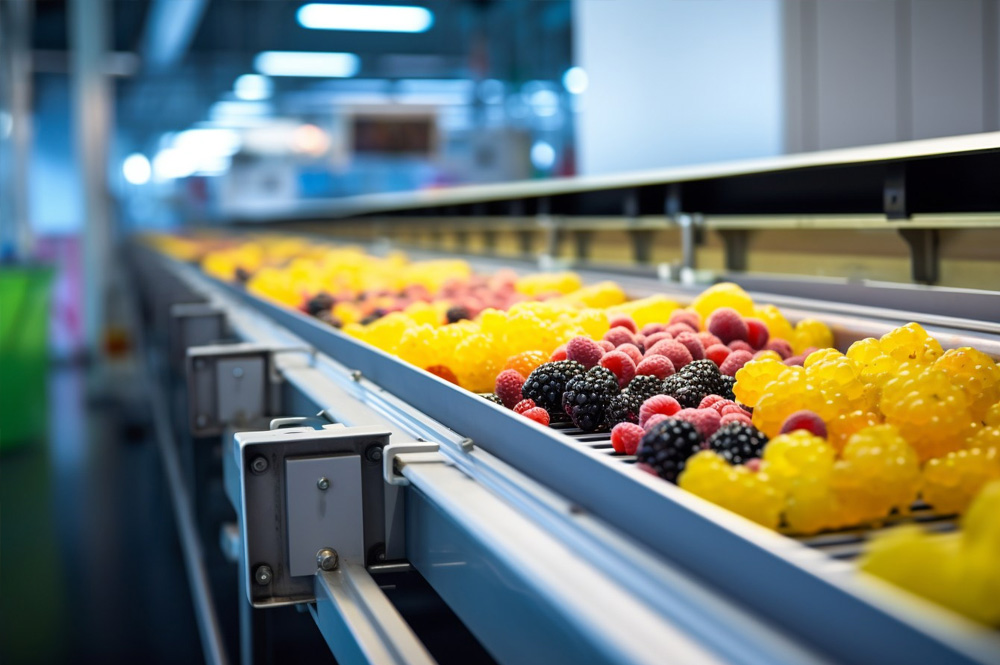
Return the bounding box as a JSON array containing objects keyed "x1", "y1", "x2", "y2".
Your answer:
[
  {"x1": 234, "y1": 74, "x2": 273, "y2": 100},
  {"x1": 297, "y1": 3, "x2": 433, "y2": 33},
  {"x1": 255, "y1": 51, "x2": 360, "y2": 77},
  {"x1": 122, "y1": 153, "x2": 151, "y2": 185},
  {"x1": 562, "y1": 66, "x2": 588, "y2": 95}
]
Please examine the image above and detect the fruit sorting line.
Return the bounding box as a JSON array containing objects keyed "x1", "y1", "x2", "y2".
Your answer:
[{"x1": 135, "y1": 239, "x2": 1000, "y2": 665}]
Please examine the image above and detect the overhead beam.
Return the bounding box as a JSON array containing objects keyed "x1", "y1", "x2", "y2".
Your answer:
[{"x1": 141, "y1": 0, "x2": 209, "y2": 72}]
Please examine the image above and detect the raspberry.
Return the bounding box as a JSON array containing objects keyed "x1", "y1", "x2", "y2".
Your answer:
[
  {"x1": 783, "y1": 354, "x2": 807, "y2": 366},
  {"x1": 513, "y1": 398, "x2": 536, "y2": 414},
  {"x1": 523, "y1": 360, "x2": 585, "y2": 416},
  {"x1": 745, "y1": 318, "x2": 770, "y2": 349},
  {"x1": 669, "y1": 309, "x2": 701, "y2": 330},
  {"x1": 753, "y1": 350, "x2": 782, "y2": 362},
  {"x1": 643, "y1": 414, "x2": 671, "y2": 432},
  {"x1": 674, "y1": 331, "x2": 705, "y2": 361},
  {"x1": 608, "y1": 314, "x2": 637, "y2": 334},
  {"x1": 728, "y1": 340, "x2": 754, "y2": 353},
  {"x1": 679, "y1": 451, "x2": 783, "y2": 528},
  {"x1": 708, "y1": 422, "x2": 769, "y2": 465},
  {"x1": 600, "y1": 351, "x2": 637, "y2": 389},
  {"x1": 644, "y1": 332, "x2": 673, "y2": 348},
  {"x1": 603, "y1": 326, "x2": 635, "y2": 348},
  {"x1": 719, "y1": 403, "x2": 747, "y2": 416},
  {"x1": 667, "y1": 322, "x2": 697, "y2": 337},
  {"x1": 611, "y1": 422, "x2": 644, "y2": 454},
  {"x1": 550, "y1": 345, "x2": 568, "y2": 361},
  {"x1": 764, "y1": 338, "x2": 793, "y2": 359},
  {"x1": 663, "y1": 359, "x2": 728, "y2": 408},
  {"x1": 427, "y1": 365, "x2": 459, "y2": 384},
  {"x1": 881, "y1": 364, "x2": 973, "y2": 461},
  {"x1": 615, "y1": 343, "x2": 643, "y2": 366},
  {"x1": 719, "y1": 350, "x2": 754, "y2": 377},
  {"x1": 481, "y1": 393, "x2": 503, "y2": 405},
  {"x1": 827, "y1": 410, "x2": 881, "y2": 453},
  {"x1": 699, "y1": 394, "x2": 727, "y2": 410},
  {"x1": 637, "y1": 419, "x2": 704, "y2": 483},
  {"x1": 494, "y1": 369, "x2": 526, "y2": 408},
  {"x1": 522, "y1": 407, "x2": 551, "y2": 426},
  {"x1": 831, "y1": 425, "x2": 921, "y2": 525},
  {"x1": 705, "y1": 344, "x2": 731, "y2": 367},
  {"x1": 696, "y1": 332, "x2": 724, "y2": 350},
  {"x1": 641, "y1": 323, "x2": 667, "y2": 336},
  {"x1": 635, "y1": 355, "x2": 675, "y2": 380},
  {"x1": 934, "y1": 347, "x2": 1000, "y2": 421},
  {"x1": 674, "y1": 407, "x2": 722, "y2": 438},
  {"x1": 566, "y1": 336, "x2": 604, "y2": 369},
  {"x1": 503, "y1": 350, "x2": 547, "y2": 378},
  {"x1": 562, "y1": 366, "x2": 620, "y2": 431},
  {"x1": 707, "y1": 308, "x2": 749, "y2": 344},
  {"x1": 598, "y1": 340, "x2": 615, "y2": 353},
  {"x1": 720, "y1": 412, "x2": 753, "y2": 427},
  {"x1": 639, "y1": 395, "x2": 681, "y2": 426},
  {"x1": 646, "y1": 339, "x2": 694, "y2": 369},
  {"x1": 922, "y1": 445, "x2": 1000, "y2": 514},
  {"x1": 633, "y1": 334, "x2": 646, "y2": 352},
  {"x1": 779, "y1": 410, "x2": 827, "y2": 438}
]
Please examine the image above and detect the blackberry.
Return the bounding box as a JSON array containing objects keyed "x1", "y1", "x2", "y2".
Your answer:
[
  {"x1": 316, "y1": 310, "x2": 343, "y2": 328},
  {"x1": 446, "y1": 305, "x2": 471, "y2": 324},
  {"x1": 235, "y1": 267, "x2": 252, "y2": 283},
  {"x1": 637, "y1": 419, "x2": 704, "y2": 483},
  {"x1": 627, "y1": 375, "x2": 666, "y2": 403},
  {"x1": 718, "y1": 375, "x2": 737, "y2": 401},
  {"x1": 306, "y1": 292, "x2": 335, "y2": 316},
  {"x1": 523, "y1": 360, "x2": 586, "y2": 416},
  {"x1": 562, "y1": 367, "x2": 619, "y2": 432},
  {"x1": 480, "y1": 393, "x2": 504, "y2": 405},
  {"x1": 360, "y1": 313, "x2": 381, "y2": 325},
  {"x1": 664, "y1": 359, "x2": 727, "y2": 408},
  {"x1": 708, "y1": 422, "x2": 768, "y2": 465},
  {"x1": 605, "y1": 391, "x2": 643, "y2": 426}
]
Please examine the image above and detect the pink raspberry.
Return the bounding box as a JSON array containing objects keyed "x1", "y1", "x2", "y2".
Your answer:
[
  {"x1": 607, "y1": 314, "x2": 637, "y2": 334},
  {"x1": 600, "y1": 351, "x2": 637, "y2": 389},
  {"x1": 674, "y1": 407, "x2": 721, "y2": 438},
  {"x1": 639, "y1": 395, "x2": 681, "y2": 426},
  {"x1": 550, "y1": 345, "x2": 568, "y2": 362},
  {"x1": 779, "y1": 410, "x2": 827, "y2": 438},
  {"x1": 666, "y1": 323, "x2": 697, "y2": 338},
  {"x1": 669, "y1": 309, "x2": 702, "y2": 331},
  {"x1": 673, "y1": 331, "x2": 705, "y2": 361},
  {"x1": 603, "y1": 326, "x2": 636, "y2": 348},
  {"x1": 708, "y1": 399, "x2": 738, "y2": 414},
  {"x1": 644, "y1": 332, "x2": 673, "y2": 348},
  {"x1": 522, "y1": 407, "x2": 551, "y2": 426},
  {"x1": 610, "y1": 422, "x2": 644, "y2": 455},
  {"x1": 635, "y1": 355, "x2": 675, "y2": 379},
  {"x1": 720, "y1": 412, "x2": 753, "y2": 426},
  {"x1": 566, "y1": 336, "x2": 604, "y2": 369},
  {"x1": 719, "y1": 349, "x2": 754, "y2": 377},
  {"x1": 783, "y1": 354, "x2": 807, "y2": 367},
  {"x1": 705, "y1": 344, "x2": 731, "y2": 367},
  {"x1": 641, "y1": 323, "x2": 667, "y2": 336},
  {"x1": 719, "y1": 403, "x2": 748, "y2": 416},
  {"x1": 645, "y1": 339, "x2": 693, "y2": 369},
  {"x1": 696, "y1": 331, "x2": 723, "y2": 349},
  {"x1": 699, "y1": 394, "x2": 727, "y2": 410},
  {"x1": 513, "y1": 398, "x2": 536, "y2": 414},
  {"x1": 764, "y1": 338, "x2": 793, "y2": 359},
  {"x1": 597, "y1": 340, "x2": 615, "y2": 353},
  {"x1": 707, "y1": 307, "x2": 749, "y2": 344},
  {"x1": 615, "y1": 343, "x2": 643, "y2": 366},
  {"x1": 745, "y1": 458, "x2": 763, "y2": 472},
  {"x1": 728, "y1": 340, "x2": 754, "y2": 353},
  {"x1": 494, "y1": 370, "x2": 526, "y2": 408},
  {"x1": 642, "y1": 414, "x2": 671, "y2": 432},
  {"x1": 745, "y1": 317, "x2": 770, "y2": 349}
]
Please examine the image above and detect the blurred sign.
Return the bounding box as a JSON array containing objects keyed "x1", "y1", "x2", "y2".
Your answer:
[{"x1": 351, "y1": 116, "x2": 435, "y2": 155}]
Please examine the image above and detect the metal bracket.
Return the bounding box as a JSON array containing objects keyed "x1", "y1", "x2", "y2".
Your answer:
[
  {"x1": 383, "y1": 442, "x2": 441, "y2": 486},
  {"x1": 170, "y1": 302, "x2": 225, "y2": 369},
  {"x1": 718, "y1": 229, "x2": 752, "y2": 272},
  {"x1": 234, "y1": 423, "x2": 393, "y2": 607},
  {"x1": 186, "y1": 343, "x2": 309, "y2": 436},
  {"x1": 573, "y1": 230, "x2": 593, "y2": 260},
  {"x1": 898, "y1": 228, "x2": 940, "y2": 284}
]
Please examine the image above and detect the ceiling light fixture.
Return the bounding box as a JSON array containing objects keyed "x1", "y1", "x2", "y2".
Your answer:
[
  {"x1": 254, "y1": 51, "x2": 360, "y2": 78},
  {"x1": 297, "y1": 3, "x2": 434, "y2": 33}
]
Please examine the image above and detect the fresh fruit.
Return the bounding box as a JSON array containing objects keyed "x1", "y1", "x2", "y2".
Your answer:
[
  {"x1": 707, "y1": 308, "x2": 749, "y2": 344},
  {"x1": 674, "y1": 407, "x2": 722, "y2": 438},
  {"x1": 708, "y1": 422, "x2": 769, "y2": 466},
  {"x1": 635, "y1": 355, "x2": 675, "y2": 379},
  {"x1": 522, "y1": 407, "x2": 551, "y2": 426},
  {"x1": 663, "y1": 359, "x2": 729, "y2": 408},
  {"x1": 611, "y1": 422, "x2": 644, "y2": 454},
  {"x1": 494, "y1": 369, "x2": 526, "y2": 409},
  {"x1": 779, "y1": 410, "x2": 827, "y2": 438},
  {"x1": 679, "y1": 451, "x2": 783, "y2": 528},
  {"x1": 522, "y1": 360, "x2": 586, "y2": 416},
  {"x1": 562, "y1": 366, "x2": 620, "y2": 431},
  {"x1": 719, "y1": 349, "x2": 754, "y2": 377},
  {"x1": 639, "y1": 395, "x2": 682, "y2": 427},
  {"x1": 645, "y1": 339, "x2": 694, "y2": 369},
  {"x1": 513, "y1": 398, "x2": 536, "y2": 414},
  {"x1": 566, "y1": 336, "x2": 605, "y2": 369},
  {"x1": 637, "y1": 419, "x2": 704, "y2": 483},
  {"x1": 745, "y1": 318, "x2": 770, "y2": 349},
  {"x1": 600, "y1": 351, "x2": 637, "y2": 389}
]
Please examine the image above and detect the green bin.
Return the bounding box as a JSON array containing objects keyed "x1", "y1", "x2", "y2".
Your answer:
[{"x1": 0, "y1": 267, "x2": 53, "y2": 451}]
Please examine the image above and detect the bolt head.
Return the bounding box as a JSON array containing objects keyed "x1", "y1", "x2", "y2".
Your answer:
[
  {"x1": 317, "y1": 477, "x2": 330, "y2": 490},
  {"x1": 317, "y1": 548, "x2": 339, "y2": 571},
  {"x1": 255, "y1": 565, "x2": 272, "y2": 585},
  {"x1": 365, "y1": 446, "x2": 383, "y2": 462},
  {"x1": 232, "y1": 366, "x2": 244, "y2": 379},
  {"x1": 251, "y1": 456, "x2": 269, "y2": 474}
]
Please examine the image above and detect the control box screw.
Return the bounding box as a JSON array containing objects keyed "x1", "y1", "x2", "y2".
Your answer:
[
  {"x1": 365, "y1": 445, "x2": 383, "y2": 463},
  {"x1": 317, "y1": 548, "x2": 339, "y2": 571},
  {"x1": 251, "y1": 456, "x2": 269, "y2": 474},
  {"x1": 255, "y1": 565, "x2": 273, "y2": 585},
  {"x1": 317, "y1": 477, "x2": 330, "y2": 490}
]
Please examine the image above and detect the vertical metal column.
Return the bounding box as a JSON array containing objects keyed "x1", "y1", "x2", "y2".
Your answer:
[
  {"x1": 70, "y1": 0, "x2": 114, "y2": 358},
  {"x1": 1, "y1": 0, "x2": 34, "y2": 258}
]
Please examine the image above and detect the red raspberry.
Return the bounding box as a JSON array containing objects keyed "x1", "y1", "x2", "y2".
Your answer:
[
  {"x1": 719, "y1": 403, "x2": 747, "y2": 416},
  {"x1": 674, "y1": 407, "x2": 721, "y2": 438},
  {"x1": 707, "y1": 307, "x2": 749, "y2": 344},
  {"x1": 635, "y1": 355, "x2": 675, "y2": 379},
  {"x1": 745, "y1": 458, "x2": 763, "y2": 472},
  {"x1": 764, "y1": 338, "x2": 793, "y2": 359},
  {"x1": 708, "y1": 399, "x2": 737, "y2": 414},
  {"x1": 610, "y1": 422, "x2": 644, "y2": 454},
  {"x1": 697, "y1": 332, "x2": 723, "y2": 349},
  {"x1": 705, "y1": 344, "x2": 731, "y2": 367},
  {"x1": 783, "y1": 354, "x2": 807, "y2": 366},
  {"x1": 600, "y1": 351, "x2": 637, "y2": 389},
  {"x1": 720, "y1": 412, "x2": 753, "y2": 426},
  {"x1": 550, "y1": 345, "x2": 568, "y2": 361},
  {"x1": 779, "y1": 410, "x2": 827, "y2": 438},
  {"x1": 522, "y1": 407, "x2": 550, "y2": 426},
  {"x1": 603, "y1": 326, "x2": 635, "y2": 348},
  {"x1": 645, "y1": 339, "x2": 693, "y2": 369},
  {"x1": 698, "y1": 394, "x2": 727, "y2": 410},
  {"x1": 641, "y1": 323, "x2": 667, "y2": 336},
  {"x1": 513, "y1": 398, "x2": 536, "y2": 414},
  {"x1": 427, "y1": 365, "x2": 459, "y2": 384},
  {"x1": 719, "y1": 349, "x2": 754, "y2": 377},
  {"x1": 494, "y1": 369, "x2": 526, "y2": 408},
  {"x1": 728, "y1": 340, "x2": 754, "y2": 353},
  {"x1": 639, "y1": 395, "x2": 681, "y2": 426},
  {"x1": 608, "y1": 314, "x2": 637, "y2": 334},
  {"x1": 669, "y1": 309, "x2": 702, "y2": 331},
  {"x1": 644, "y1": 332, "x2": 672, "y2": 349},
  {"x1": 566, "y1": 336, "x2": 604, "y2": 369},
  {"x1": 673, "y1": 331, "x2": 705, "y2": 361},
  {"x1": 614, "y1": 343, "x2": 643, "y2": 366},
  {"x1": 745, "y1": 317, "x2": 770, "y2": 349},
  {"x1": 598, "y1": 340, "x2": 615, "y2": 353},
  {"x1": 667, "y1": 322, "x2": 697, "y2": 338},
  {"x1": 642, "y1": 414, "x2": 671, "y2": 432}
]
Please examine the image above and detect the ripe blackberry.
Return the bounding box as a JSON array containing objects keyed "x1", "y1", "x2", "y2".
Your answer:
[
  {"x1": 606, "y1": 391, "x2": 644, "y2": 427},
  {"x1": 446, "y1": 305, "x2": 471, "y2": 323},
  {"x1": 664, "y1": 359, "x2": 727, "y2": 408},
  {"x1": 316, "y1": 310, "x2": 343, "y2": 328},
  {"x1": 637, "y1": 419, "x2": 704, "y2": 483},
  {"x1": 718, "y1": 375, "x2": 737, "y2": 401},
  {"x1": 628, "y1": 375, "x2": 666, "y2": 403},
  {"x1": 708, "y1": 422, "x2": 768, "y2": 465},
  {"x1": 306, "y1": 292, "x2": 335, "y2": 316},
  {"x1": 523, "y1": 360, "x2": 586, "y2": 416},
  {"x1": 562, "y1": 367, "x2": 620, "y2": 432},
  {"x1": 480, "y1": 393, "x2": 504, "y2": 405}
]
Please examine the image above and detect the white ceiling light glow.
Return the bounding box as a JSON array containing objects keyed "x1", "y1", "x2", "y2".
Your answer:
[
  {"x1": 122, "y1": 153, "x2": 151, "y2": 185},
  {"x1": 562, "y1": 66, "x2": 589, "y2": 95},
  {"x1": 297, "y1": 3, "x2": 434, "y2": 33},
  {"x1": 254, "y1": 51, "x2": 360, "y2": 78},
  {"x1": 234, "y1": 74, "x2": 273, "y2": 100}
]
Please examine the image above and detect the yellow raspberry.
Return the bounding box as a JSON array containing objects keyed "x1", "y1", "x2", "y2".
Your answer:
[
  {"x1": 791, "y1": 319, "x2": 834, "y2": 354},
  {"x1": 752, "y1": 304, "x2": 794, "y2": 344},
  {"x1": 985, "y1": 402, "x2": 1000, "y2": 427},
  {"x1": 679, "y1": 451, "x2": 784, "y2": 529},
  {"x1": 881, "y1": 364, "x2": 974, "y2": 461},
  {"x1": 503, "y1": 350, "x2": 548, "y2": 378},
  {"x1": 879, "y1": 322, "x2": 943, "y2": 364},
  {"x1": 922, "y1": 447, "x2": 1000, "y2": 514},
  {"x1": 934, "y1": 347, "x2": 1000, "y2": 422},
  {"x1": 827, "y1": 410, "x2": 882, "y2": 453},
  {"x1": 733, "y1": 358, "x2": 789, "y2": 408},
  {"x1": 831, "y1": 425, "x2": 920, "y2": 525},
  {"x1": 690, "y1": 282, "x2": 755, "y2": 320}
]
